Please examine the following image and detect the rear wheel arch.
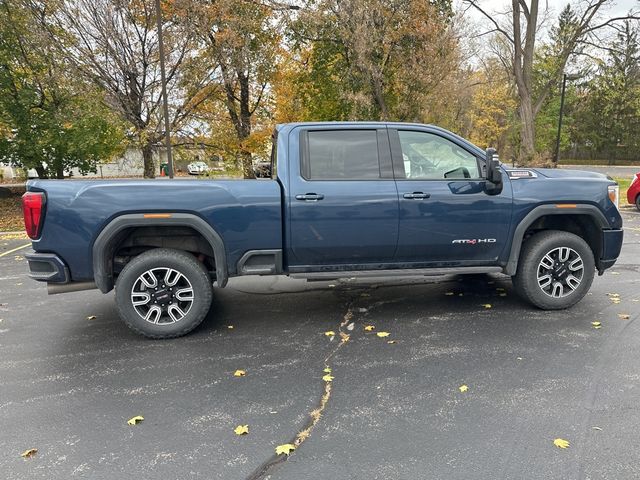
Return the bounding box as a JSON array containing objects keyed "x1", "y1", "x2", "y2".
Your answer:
[
  {"x1": 92, "y1": 213, "x2": 228, "y2": 293},
  {"x1": 505, "y1": 205, "x2": 608, "y2": 276}
]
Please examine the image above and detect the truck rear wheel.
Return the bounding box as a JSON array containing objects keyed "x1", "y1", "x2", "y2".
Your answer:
[
  {"x1": 115, "y1": 248, "x2": 213, "y2": 339},
  {"x1": 512, "y1": 230, "x2": 595, "y2": 310}
]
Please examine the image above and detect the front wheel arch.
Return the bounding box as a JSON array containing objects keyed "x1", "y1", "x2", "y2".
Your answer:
[{"x1": 505, "y1": 205, "x2": 607, "y2": 276}]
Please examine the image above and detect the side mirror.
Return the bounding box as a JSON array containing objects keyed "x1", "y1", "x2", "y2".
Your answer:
[{"x1": 485, "y1": 148, "x2": 503, "y2": 194}]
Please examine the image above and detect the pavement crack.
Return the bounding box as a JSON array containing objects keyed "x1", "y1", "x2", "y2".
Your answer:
[{"x1": 245, "y1": 301, "x2": 356, "y2": 480}]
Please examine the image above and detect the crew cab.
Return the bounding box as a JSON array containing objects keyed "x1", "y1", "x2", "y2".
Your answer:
[{"x1": 22, "y1": 122, "x2": 624, "y2": 338}]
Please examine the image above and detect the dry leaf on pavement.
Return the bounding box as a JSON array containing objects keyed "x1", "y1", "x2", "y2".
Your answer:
[
  {"x1": 127, "y1": 415, "x2": 144, "y2": 425},
  {"x1": 275, "y1": 443, "x2": 296, "y2": 455},
  {"x1": 376, "y1": 332, "x2": 390, "y2": 338},
  {"x1": 234, "y1": 425, "x2": 249, "y2": 435},
  {"x1": 553, "y1": 438, "x2": 570, "y2": 449},
  {"x1": 20, "y1": 448, "x2": 37, "y2": 458},
  {"x1": 364, "y1": 325, "x2": 375, "y2": 331},
  {"x1": 234, "y1": 370, "x2": 246, "y2": 377},
  {"x1": 459, "y1": 385, "x2": 468, "y2": 393}
]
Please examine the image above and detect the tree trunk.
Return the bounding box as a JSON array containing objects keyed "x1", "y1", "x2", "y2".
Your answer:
[
  {"x1": 142, "y1": 142, "x2": 156, "y2": 179},
  {"x1": 34, "y1": 166, "x2": 48, "y2": 179},
  {"x1": 55, "y1": 164, "x2": 64, "y2": 179},
  {"x1": 240, "y1": 150, "x2": 254, "y2": 179},
  {"x1": 370, "y1": 75, "x2": 389, "y2": 121},
  {"x1": 518, "y1": 97, "x2": 536, "y2": 165}
]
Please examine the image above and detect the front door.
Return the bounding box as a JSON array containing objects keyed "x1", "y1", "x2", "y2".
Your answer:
[
  {"x1": 287, "y1": 127, "x2": 399, "y2": 268},
  {"x1": 390, "y1": 128, "x2": 512, "y2": 265}
]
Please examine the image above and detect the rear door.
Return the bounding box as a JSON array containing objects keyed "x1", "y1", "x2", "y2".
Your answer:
[
  {"x1": 390, "y1": 127, "x2": 512, "y2": 264},
  {"x1": 287, "y1": 126, "x2": 399, "y2": 268}
]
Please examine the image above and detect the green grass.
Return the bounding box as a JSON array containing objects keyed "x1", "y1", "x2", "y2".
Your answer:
[
  {"x1": 612, "y1": 177, "x2": 631, "y2": 205},
  {"x1": 560, "y1": 158, "x2": 640, "y2": 166}
]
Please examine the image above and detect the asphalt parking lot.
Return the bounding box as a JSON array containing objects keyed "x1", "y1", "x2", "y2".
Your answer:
[{"x1": 1, "y1": 209, "x2": 639, "y2": 480}]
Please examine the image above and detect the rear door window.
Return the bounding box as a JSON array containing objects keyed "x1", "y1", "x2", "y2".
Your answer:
[{"x1": 302, "y1": 130, "x2": 380, "y2": 180}]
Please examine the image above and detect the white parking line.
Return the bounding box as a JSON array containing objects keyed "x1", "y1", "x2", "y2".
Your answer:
[{"x1": 0, "y1": 244, "x2": 30, "y2": 258}]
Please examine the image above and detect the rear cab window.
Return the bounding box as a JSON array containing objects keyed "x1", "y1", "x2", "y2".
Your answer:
[{"x1": 301, "y1": 130, "x2": 382, "y2": 180}]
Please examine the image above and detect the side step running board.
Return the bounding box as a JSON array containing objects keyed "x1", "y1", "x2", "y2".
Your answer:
[{"x1": 290, "y1": 266, "x2": 503, "y2": 280}]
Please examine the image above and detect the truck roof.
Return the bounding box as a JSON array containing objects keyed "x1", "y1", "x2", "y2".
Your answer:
[{"x1": 275, "y1": 122, "x2": 485, "y2": 156}]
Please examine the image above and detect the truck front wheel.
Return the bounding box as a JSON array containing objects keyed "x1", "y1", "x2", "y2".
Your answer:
[
  {"x1": 512, "y1": 230, "x2": 595, "y2": 310},
  {"x1": 115, "y1": 248, "x2": 213, "y2": 338}
]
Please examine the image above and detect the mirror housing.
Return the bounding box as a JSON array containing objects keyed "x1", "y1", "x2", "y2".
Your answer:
[{"x1": 484, "y1": 148, "x2": 503, "y2": 195}]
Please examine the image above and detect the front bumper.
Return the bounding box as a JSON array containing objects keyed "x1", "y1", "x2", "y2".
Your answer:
[
  {"x1": 25, "y1": 252, "x2": 69, "y2": 283},
  {"x1": 599, "y1": 229, "x2": 624, "y2": 273}
]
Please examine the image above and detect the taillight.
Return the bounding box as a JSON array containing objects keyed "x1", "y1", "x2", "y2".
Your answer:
[{"x1": 22, "y1": 192, "x2": 45, "y2": 239}]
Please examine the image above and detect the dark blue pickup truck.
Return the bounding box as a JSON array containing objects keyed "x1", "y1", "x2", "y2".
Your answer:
[{"x1": 22, "y1": 122, "x2": 624, "y2": 338}]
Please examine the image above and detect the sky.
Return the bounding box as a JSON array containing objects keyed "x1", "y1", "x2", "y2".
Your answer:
[{"x1": 462, "y1": 0, "x2": 638, "y2": 19}]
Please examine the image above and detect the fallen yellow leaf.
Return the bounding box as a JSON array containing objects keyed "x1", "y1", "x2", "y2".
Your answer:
[
  {"x1": 591, "y1": 321, "x2": 601, "y2": 327},
  {"x1": 322, "y1": 374, "x2": 334, "y2": 382},
  {"x1": 227, "y1": 325, "x2": 234, "y2": 329},
  {"x1": 234, "y1": 370, "x2": 246, "y2": 377},
  {"x1": 387, "y1": 340, "x2": 396, "y2": 344},
  {"x1": 234, "y1": 424, "x2": 249, "y2": 435},
  {"x1": 323, "y1": 367, "x2": 331, "y2": 373},
  {"x1": 364, "y1": 325, "x2": 375, "y2": 331},
  {"x1": 324, "y1": 331, "x2": 335, "y2": 337},
  {"x1": 618, "y1": 314, "x2": 630, "y2": 320},
  {"x1": 553, "y1": 438, "x2": 570, "y2": 449},
  {"x1": 376, "y1": 332, "x2": 390, "y2": 338},
  {"x1": 459, "y1": 385, "x2": 468, "y2": 393},
  {"x1": 20, "y1": 448, "x2": 37, "y2": 458},
  {"x1": 482, "y1": 304, "x2": 492, "y2": 309},
  {"x1": 275, "y1": 443, "x2": 296, "y2": 455},
  {"x1": 127, "y1": 415, "x2": 144, "y2": 426},
  {"x1": 86, "y1": 315, "x2": 96, "y2": 320},
  {"x1": 593, "y1": 325, "x2": 602, "y2": 329},
  {"x1": 340, "y1": 332, "x2": 350, "y2": 343}
]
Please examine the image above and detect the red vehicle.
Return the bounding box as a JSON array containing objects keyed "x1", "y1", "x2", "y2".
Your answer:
[{"x1": 628, "y1": 173, "x2": 640, "y2": 211}]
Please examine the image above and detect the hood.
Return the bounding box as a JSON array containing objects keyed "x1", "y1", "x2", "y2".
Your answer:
[{"x1": 531, "y1": 168, "x2": 610, "y2": 180}]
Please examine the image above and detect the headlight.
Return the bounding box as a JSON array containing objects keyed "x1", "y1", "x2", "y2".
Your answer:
[{"x1": 608, "y1": 184, "x2": 620, "y2": 209}]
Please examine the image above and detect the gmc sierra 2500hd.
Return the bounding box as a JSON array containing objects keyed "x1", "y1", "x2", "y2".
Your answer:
[{"x1": 22, "y1": 122, "x2": 623, "y2": 338}]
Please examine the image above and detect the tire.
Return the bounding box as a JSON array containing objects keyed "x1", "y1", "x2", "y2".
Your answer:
[
  {"x1": 635, "y1": 195, "x2": 640, "y2": 212},
  {"x1": 512, "y1": 230, "x2": 595, "y2": 310},
  {"x1": 115, "y1": 248, "x2": 213, "y2": 339}
]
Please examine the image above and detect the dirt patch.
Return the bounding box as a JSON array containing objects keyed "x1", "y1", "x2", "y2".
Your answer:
[{"x1": 0, "y1": 196, "x2": 23, "y2": 232}]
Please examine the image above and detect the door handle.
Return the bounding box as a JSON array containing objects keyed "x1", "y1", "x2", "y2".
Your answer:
[
  {"x1": 295, "y1": 193, "x2": 325, "y2": 201},
  {"x1": 403, "y1": 192, "x2": 431, "y2": 199}
]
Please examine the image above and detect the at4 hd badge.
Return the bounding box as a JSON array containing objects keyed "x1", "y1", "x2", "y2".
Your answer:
[{"x1": 452, "y1": 238, "x2": 497, "y2": 245}]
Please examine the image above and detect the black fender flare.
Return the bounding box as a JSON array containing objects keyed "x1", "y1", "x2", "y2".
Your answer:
[
  {"x1": 92, "y1": 213, "x2": 228, "y2": 293},
  {"x1": 505, "y1": 204, "x2": 609, "y2": 276}
]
